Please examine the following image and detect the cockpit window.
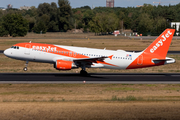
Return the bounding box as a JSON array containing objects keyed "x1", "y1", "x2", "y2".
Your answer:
[{"x1": 11, "y1": 46, "x2": 19, "y2": 49}]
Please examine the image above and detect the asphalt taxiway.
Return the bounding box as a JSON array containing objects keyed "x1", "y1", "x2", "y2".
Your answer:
[{"x1": 1, "y1": 73, "x2": 180, "y2": 84}]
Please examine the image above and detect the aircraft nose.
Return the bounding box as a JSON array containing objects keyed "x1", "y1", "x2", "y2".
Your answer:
[
  {"x1": 4, "y1": 49, "x2": 10, "y2": 56},
  {"x1": 4, "y1": 49, "x2": 7, "y2": 56}
]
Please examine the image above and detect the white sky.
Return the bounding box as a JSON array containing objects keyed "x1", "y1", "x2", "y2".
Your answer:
[{"x1": 0, "y1": 0, "x2": 179, "y2": 8}]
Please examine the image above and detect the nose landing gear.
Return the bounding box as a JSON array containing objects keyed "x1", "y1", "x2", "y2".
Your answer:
[{"x1": 23, "y1": 61, "x2": 28, "y2": 71}]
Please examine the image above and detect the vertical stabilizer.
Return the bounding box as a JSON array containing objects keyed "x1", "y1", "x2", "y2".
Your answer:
[{"x1": 143, "y1": 29, "x2": 175, "y2": 58}]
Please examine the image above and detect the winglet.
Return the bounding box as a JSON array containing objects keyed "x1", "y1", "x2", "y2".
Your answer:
[
  {"x1": 108, "y1": 55, "x2": 113, "y2": 60},
  {"x1": 143, "y1": 29, "x2": 175, "y2": 58}
]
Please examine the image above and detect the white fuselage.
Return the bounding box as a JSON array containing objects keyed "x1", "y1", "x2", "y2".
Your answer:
[{"x1": 4, "y1": 44, "x2": 142, "y2": 70}]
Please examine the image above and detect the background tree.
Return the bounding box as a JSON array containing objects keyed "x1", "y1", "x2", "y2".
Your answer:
[
  {"x1": 73, "y1": 10, "x2": 84, "y2": 29},
  {"x1": 33, "y1": 21, "x2": 47, "y2": 33},
  {"x1": 2, "y1": 13, "x2": 28, "y2": 37},
  {"x1": 88, "y1": 15, "x2": 101, "y2": 35},
  {"x1": 151, "y1": 17, "x2": 170, "y2": 35},
  {"x1": 24, "y1": 15, "x2": 36, "y2": 32},
  {"x1": 0, "y1": 26, "x2": 8, "y2": 37},
  {"x1": 89, "y1": 12, "x2": 119, "y2": 35},
  {"x1": 82, "y1": 10, "x2": 94, "y2": 32},
  {"x1": 58, "y1": 0, "x2": 72, "y2": 31},
  {"x1": 137, "y1": 13, "x2": 153, "y2": 36},
  {"x1": 48, "y1": 2, "x2": 59, "y2": 32},
  {"x1": 1, "y1": 2, "x2": 180, "y2": 36},
  {"x1": 35, "y1": 2, "x2": 59, "y2": 32}
]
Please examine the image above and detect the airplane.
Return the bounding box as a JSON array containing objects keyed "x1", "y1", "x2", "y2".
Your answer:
[{"x1": 4, "y1": 29, "x2": 175, "y2": 75}]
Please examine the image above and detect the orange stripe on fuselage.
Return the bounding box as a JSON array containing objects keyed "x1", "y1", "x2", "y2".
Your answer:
[
  {"x1": 14, "y1": 42, "x2": 118, "y2": 67},
  {"x1": 14, "y1": 43, "x2": 89, "y2": 59}
]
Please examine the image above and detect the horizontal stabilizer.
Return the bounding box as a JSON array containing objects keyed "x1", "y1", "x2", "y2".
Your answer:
[{"x1": 152, "y1": 57, "x2": 175, "y2": 64}]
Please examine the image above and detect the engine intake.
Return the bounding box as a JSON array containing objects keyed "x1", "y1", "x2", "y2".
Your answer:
[{"x1": 54, "y1": 60, "x2": 74, "y2": 70}]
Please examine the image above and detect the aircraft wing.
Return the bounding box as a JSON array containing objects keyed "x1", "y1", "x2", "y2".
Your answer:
[
  {"x1": 73, "y1": 56, "x2": 107, "y2": 63},
  {"x1": 73, "y1": 55, "x2": 113, "y2": 63}
]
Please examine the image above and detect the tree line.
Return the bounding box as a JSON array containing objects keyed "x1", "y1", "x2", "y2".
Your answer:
[{"x1": 0, "y1": 0, "x2": 180, "y2": 37}]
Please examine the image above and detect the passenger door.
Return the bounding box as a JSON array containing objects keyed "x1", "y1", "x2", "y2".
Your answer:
[{"x1": 25, "y1": 44, "x2": 31, "y2": 55}]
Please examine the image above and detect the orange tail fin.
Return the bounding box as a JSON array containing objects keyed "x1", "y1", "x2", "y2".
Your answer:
[{"x1": 143, "y1": 29, "x2": 175, "y2": 58}]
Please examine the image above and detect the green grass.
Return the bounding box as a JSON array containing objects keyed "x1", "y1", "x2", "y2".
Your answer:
[
  {"x1": 105, "y1": 87, "x2": 139, "y2": 91},
  {"x1": 0, "y1": 91, "x2": 59, "y2": 95},
  {"x1": 146, "y1": 84, "x2": 157, "y2": 87},
  {"x1": 162, "y1": 87, "x2": 180, "y2": 91},
  {"x1": 111, "y1": 95, "x2": 143, "y2": 101}
]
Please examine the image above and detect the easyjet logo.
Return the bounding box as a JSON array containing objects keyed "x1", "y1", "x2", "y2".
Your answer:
[
  {"x1": 32, "y1": 46, "x2": 57, "y2": 51},
  {"x1": 150, "y1": 30, "x2": 172, "y2": 53}
]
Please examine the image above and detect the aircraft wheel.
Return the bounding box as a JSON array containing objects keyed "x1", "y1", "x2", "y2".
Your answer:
[
  {"x1": 23, "y1": 67, "x2": 28, "y2": 71},
  {"x1": 80, "y1": 70, "x2": 88, "y2": 76}
]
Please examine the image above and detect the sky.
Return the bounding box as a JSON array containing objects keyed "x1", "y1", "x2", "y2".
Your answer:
[{"x1": 0, "y1": 0, "x2": 179, "y2": 9}]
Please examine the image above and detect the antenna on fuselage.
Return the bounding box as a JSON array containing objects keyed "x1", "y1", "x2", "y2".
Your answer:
[{"x1": 29, "y1": 41, "x2": 31, "y2": 43}]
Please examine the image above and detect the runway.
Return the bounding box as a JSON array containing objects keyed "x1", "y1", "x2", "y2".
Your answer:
[{"x1": 1, "y1": 73, "x2": 180, "y2": 84}]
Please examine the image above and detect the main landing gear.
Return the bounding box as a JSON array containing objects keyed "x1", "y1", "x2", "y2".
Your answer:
[
  {"x1": 23, "y1": 61, "x2": 28, "y2": 71},
  {"x1": 80, "y1": 70, "x2": 88, "y2": 75},
  {"x1": 80, "y1": 66, "x2": 88, "y2": 76}
]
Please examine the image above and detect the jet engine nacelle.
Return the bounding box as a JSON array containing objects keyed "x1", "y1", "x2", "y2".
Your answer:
[{"x1": 54, "y1": 60, "x2": 74, "y2": 70}]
